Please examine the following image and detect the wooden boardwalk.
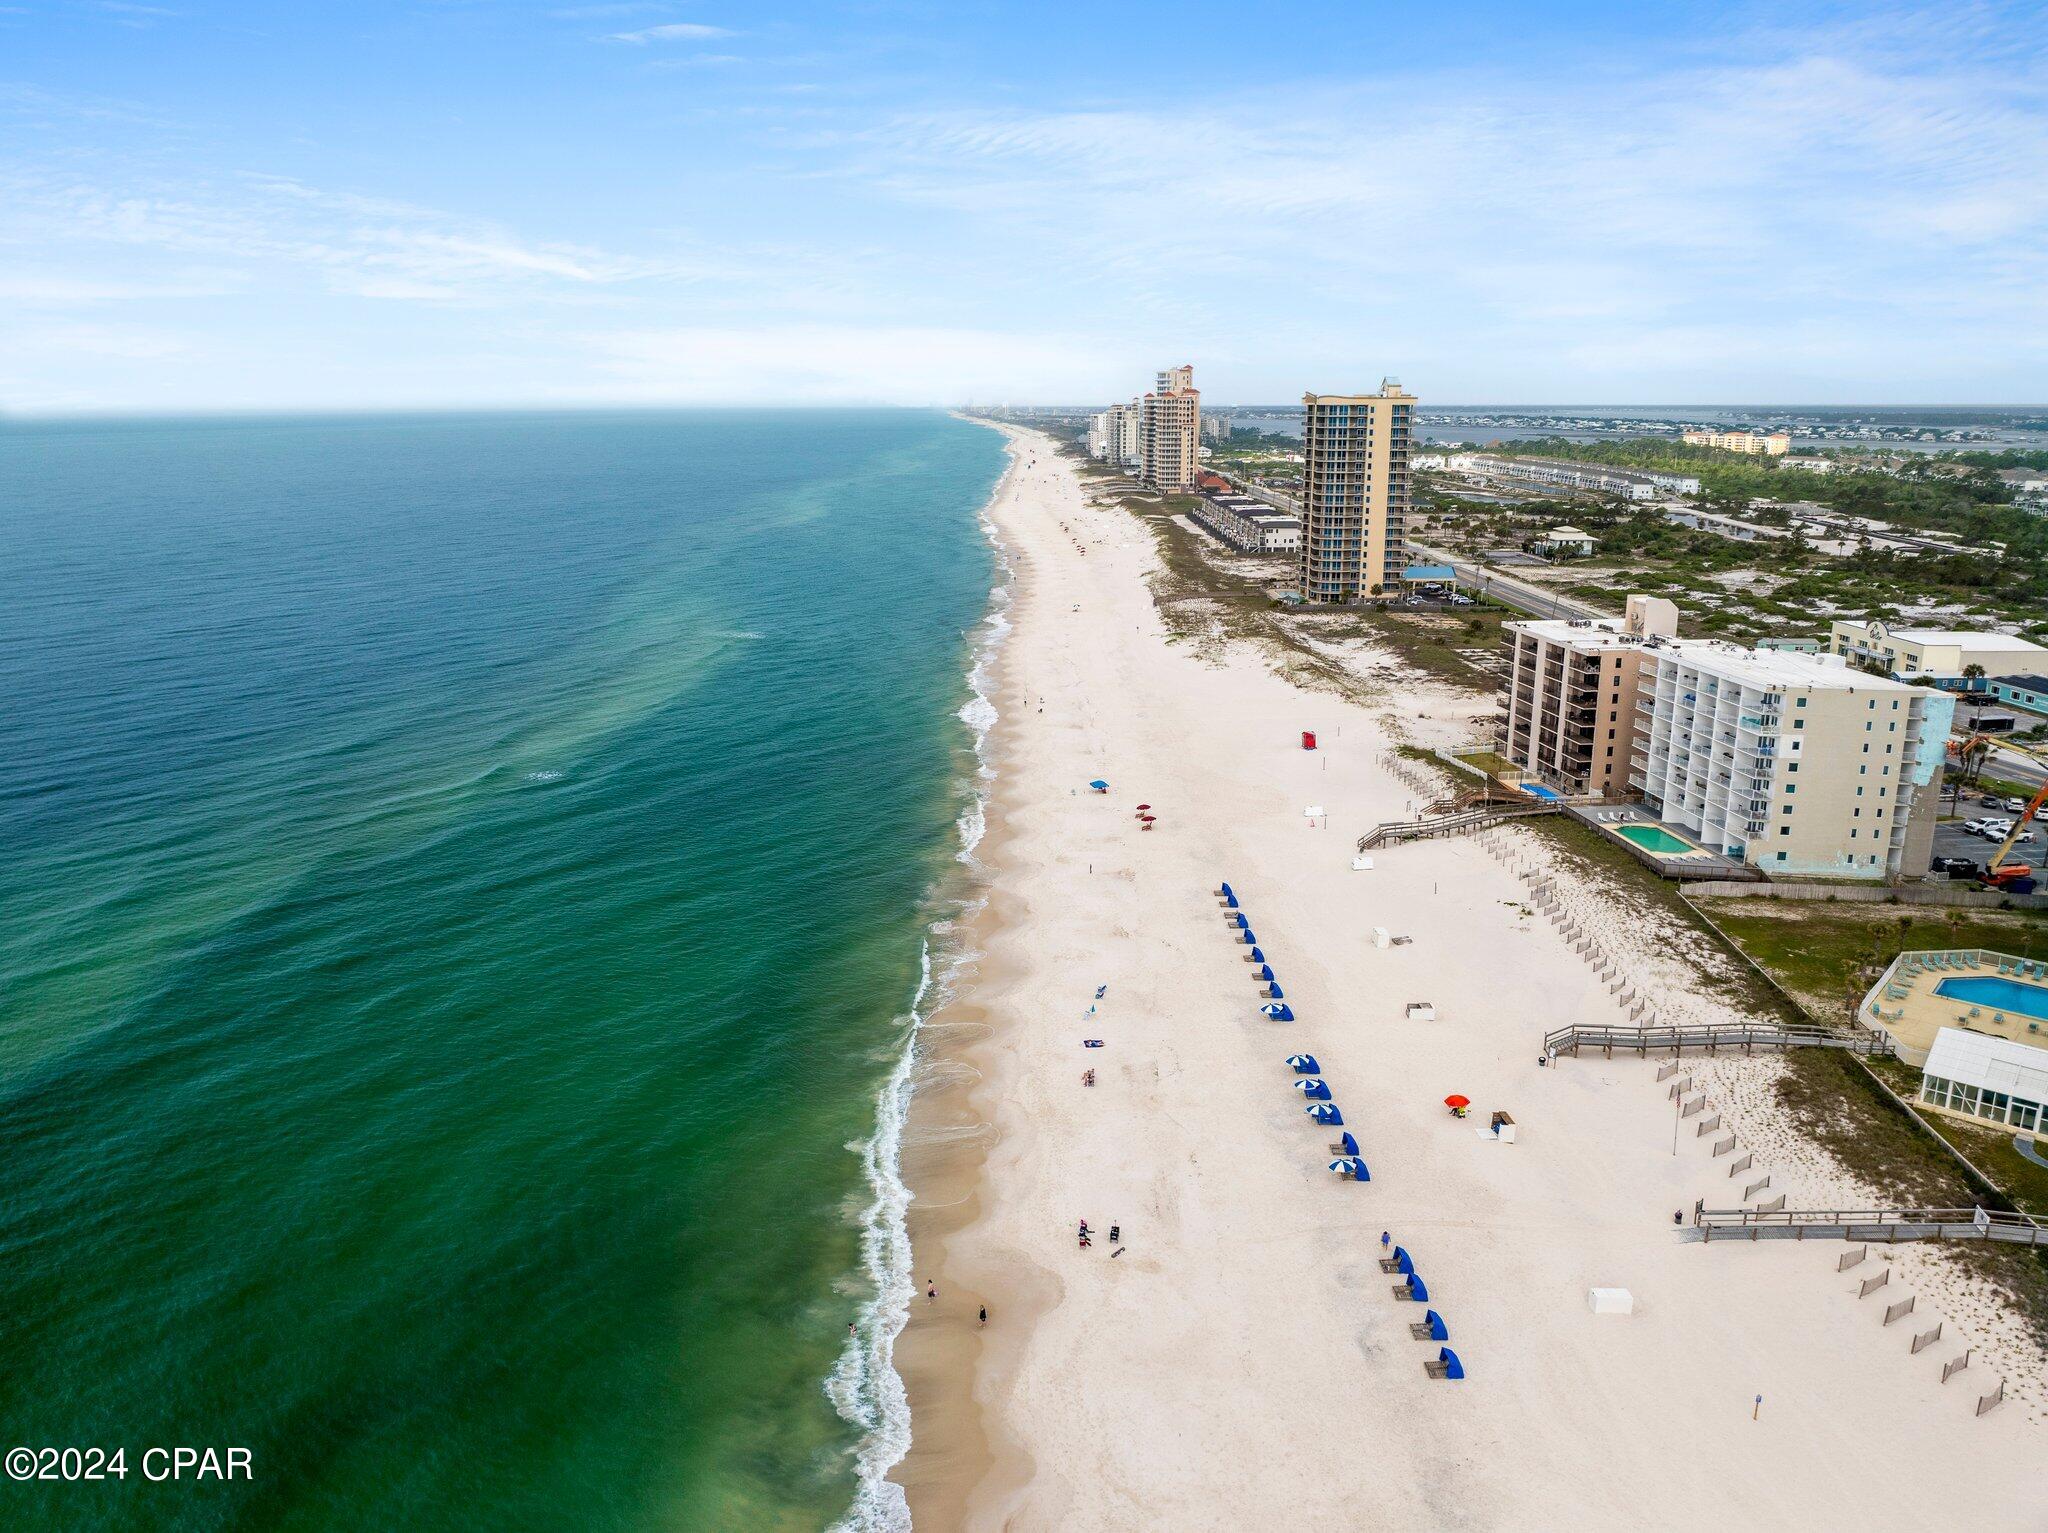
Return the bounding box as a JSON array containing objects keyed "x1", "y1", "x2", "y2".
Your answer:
[
  {"x1": 1543, "y1": 1021, "x2": 1892, "y2": 1058},
  {"x1": 1693, "y1": 1204, "x2": 2046, "y2": 1248},
  {"x1": 1357, "y1": 801, "x2": 1559, "y2": 850}
]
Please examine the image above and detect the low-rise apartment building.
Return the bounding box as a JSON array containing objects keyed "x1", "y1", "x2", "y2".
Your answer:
[
  {"x1": 1681, "y1": 429, "x2": 1791, "y2": 456},
  {"x1": 1446, "y1": 454, "x2": 1699, "y2": 499},
  {"x1": 1498, "y1": 597, "x2": 1682, "y2": 797},
  {"x1": 1988, "y1": 674, "x2": 2048, "y2": 716},
  {"x1": 1827, "y1": 621, "x2": 2048, "y2": 691},
  {"x1": 1633, "y1": 647, "x2": 1952, "y2": 880},
  {"x1": 1189, "y1": 495, "x2": 1301, "y2": 554}
]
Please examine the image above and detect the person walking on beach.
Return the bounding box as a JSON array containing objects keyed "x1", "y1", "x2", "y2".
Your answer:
[
  {"x1": 926, "y1": 1281, "x2": 937, "y2": 1305},
  {"x1": 978, "y1": 1305, "x2": 988, "y2": 1328}
]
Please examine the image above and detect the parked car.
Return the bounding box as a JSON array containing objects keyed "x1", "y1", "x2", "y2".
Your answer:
[
  {"x1": 1963, "y1": 819, "x2": 2001, "y2": 837},
  {"x1": 1447, "y1": 593, "x2": 1475, "y2": 606},
  {"x1": 1930, "y1": 855, "x2": 1981, "y2": 877},
  {"x1": 2005, "y1": 797, "x2": 2031, "y2": 813}
]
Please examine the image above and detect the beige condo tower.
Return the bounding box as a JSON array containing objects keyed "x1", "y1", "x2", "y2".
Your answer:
[
  {"x1": 1139, "y1": 365, "x2": 1200, "y2": 492},
  {"x1": 1297, "y1": 381, "x2": 1415, "y2": 602}
]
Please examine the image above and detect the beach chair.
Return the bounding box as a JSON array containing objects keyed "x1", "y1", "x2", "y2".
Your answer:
[
  {"x1": 1424, "y1": 1347, "x2": 1465, "y2": 1380},
  {"x1": 1997, "y1": 961, "x2": 2014, "y2": 975}
]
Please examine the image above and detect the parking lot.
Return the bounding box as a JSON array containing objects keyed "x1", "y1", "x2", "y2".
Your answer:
[{"x1": 1933, "y1": 792, "x2": 2047, "y2": 876}]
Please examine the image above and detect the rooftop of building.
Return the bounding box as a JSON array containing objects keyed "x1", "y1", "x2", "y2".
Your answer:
[
  {"x1": 1837, "y1": 623, "x2": 2048, "y2": 651},
  {"x1": 1656, "y1": 642, "x2": 1939, "y2": 694},
  {"x1": 1992, "y1": 673, "x2": 2048, "y2": 691}
]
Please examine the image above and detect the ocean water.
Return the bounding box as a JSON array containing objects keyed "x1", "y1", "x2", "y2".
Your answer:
[{"x1": 0, "y1": 410, "x2": 1006, "y2": 1531}]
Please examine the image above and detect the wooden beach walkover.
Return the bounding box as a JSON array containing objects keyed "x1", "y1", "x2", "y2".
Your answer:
[
  {"x1": 1692, "y1": 1204, "x2": 2047, "y2": 1248},
  {"x1": 1542, "y1": 1021, "x2": 1894, "y2": 1058}
]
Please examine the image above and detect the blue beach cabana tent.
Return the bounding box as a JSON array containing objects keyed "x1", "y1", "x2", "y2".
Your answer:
[
  {"x1": 1293, "y1": 1078, "x2": 1331, "y2": 1100},
  {"x1": 1286, "y1": 1054, "x2": 1320, "y2": 1074},
  {"x1": 1239, "y1": 928, "x2": 1256, "y2": 945},
  {"x1": 1088, "y1": 779, "x2": 1109, "y2": 792},
  {"x1": 1436, "y1": 1347, "x2": 1464, "y2": 1379},
  {"x1": 1219, "y1": 882, "x2": 1235, "y2": 899},
  {"x1": 1337, "y1": 1131, "x2": 1360, "y2": 1157},
  {"x1": 1420, "y1": 1310, "x2": 1449, "y2": 1341},
  {"x1": 1392, "y1": 1246, "x2": 1414, "y2": 1275},
  {"x1": 1224, "y1": 891, "x2": 1240, "y2": 909},
  {"x1": 1306, "y1": 1102, "x2": 1343, "y2": 1125},
  {"x1": 1265, "y1": 984, "x2": 1285, "y2": 1000},
  {"x1": 1256, "y1": 963, "x2": 1275, "y2": 982},
  {"x1": 1233, "y1": 913, "x2": 1249, "y2": 929},
  {"x1": 1406, "y1": 1275, "x2": 1430, "y2": 1303},
  {"x1": 1260, "y1": 1003, "x2": 1295, "y2": 1021},
  {"x1": 1247, "y1": 947, "x2": 1266, "y2": 963}
]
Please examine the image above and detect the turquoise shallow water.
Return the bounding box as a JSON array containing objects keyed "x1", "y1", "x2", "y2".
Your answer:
[{"x1": 0, "y1": 410, "x2": 1003, "y2": 1530}]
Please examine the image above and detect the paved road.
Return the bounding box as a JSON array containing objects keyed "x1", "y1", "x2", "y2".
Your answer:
[{"x1": 1407, "y1": 543, "x2": 1615, "y2": 622}]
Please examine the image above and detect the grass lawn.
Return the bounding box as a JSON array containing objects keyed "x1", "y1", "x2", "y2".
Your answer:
[{"x1": 1688, "y1": 900, "x2": 2048, "y2": 1023}]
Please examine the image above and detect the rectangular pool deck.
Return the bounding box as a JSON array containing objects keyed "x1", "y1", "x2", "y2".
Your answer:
[{"x1": 1861, "y1": 948, "x2": 2048, "y2": 1062}]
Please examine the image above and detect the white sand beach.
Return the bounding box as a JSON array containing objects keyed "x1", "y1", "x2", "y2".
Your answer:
[{"x1": 891, "y1": 426, "x2": 2043, "y2": 1531}]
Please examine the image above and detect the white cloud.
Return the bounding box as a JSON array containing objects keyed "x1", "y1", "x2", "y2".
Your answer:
[{"x1": 606, "y1": 22, "x2": 733, "y2": 43}]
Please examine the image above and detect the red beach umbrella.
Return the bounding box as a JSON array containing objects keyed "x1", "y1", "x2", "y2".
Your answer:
[
  {"x1": 1444, "y1": 1094, "x2": 1470, "y2": 1110},
  {"x1": 1136, "y1": 803, "x2": 1152, "y2": 811}
]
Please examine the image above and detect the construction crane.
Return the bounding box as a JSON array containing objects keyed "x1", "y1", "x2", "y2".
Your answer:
[{"x1": 1982, "y1": 780, "x2": 2048, "y2": 892}]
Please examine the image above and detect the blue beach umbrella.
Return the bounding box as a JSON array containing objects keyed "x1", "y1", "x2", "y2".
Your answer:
[
  {"x1": 1260, "y1": 1002, "x2": 1295, "y2": 1021},
  {"x1": 1285, "y1": 1054, "x2": 1320, "y2": 1074},
  {"x1": 1306, "y1": 1102, "x2": 1343, "y2": 1125},
  {"x1": 1338, "y1": 1132, "x2": 1360, "y2": 1157},
  {"x1": 1293, "y1": 1078, "x2": 1331, "y2": 1100},
  {"x1": 1327, "y1": 1157, "x2": 1369, "y2": 1179},
  {"x1": 1088, "y1": 779, "x2": 1109, "y2": 792}
]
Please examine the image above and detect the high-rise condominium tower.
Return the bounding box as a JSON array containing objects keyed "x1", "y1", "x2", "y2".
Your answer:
[
  {"x1": 1139, "y1": 365, "x2": 1200, "y2": 492},
  {"x1": 1297, "y1": 381, "x2": 1415, "y2": 602}
]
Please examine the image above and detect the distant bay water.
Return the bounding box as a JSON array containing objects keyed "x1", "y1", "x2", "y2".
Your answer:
[{"x1": 0, "y1": 410, "x2": 1006, "y2": 1531}]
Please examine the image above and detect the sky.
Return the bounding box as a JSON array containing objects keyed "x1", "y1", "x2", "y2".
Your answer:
[{"x1": 3, "y1": 0, "x2": 2046, "y2": 412}]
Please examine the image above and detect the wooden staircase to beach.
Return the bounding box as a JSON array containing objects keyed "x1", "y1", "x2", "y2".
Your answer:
[{"x1": 1357, "y1": 799, "x2": 1560, "y2": 851}]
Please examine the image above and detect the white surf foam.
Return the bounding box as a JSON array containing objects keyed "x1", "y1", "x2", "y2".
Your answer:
[{"x1": 827, "y1": 436, "x2": 1018, "y2": 1531}]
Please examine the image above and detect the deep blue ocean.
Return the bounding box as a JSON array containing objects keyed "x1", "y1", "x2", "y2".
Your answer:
[{"x1": 0, "y1": 410, "x2": 1006, "y2": 1531}]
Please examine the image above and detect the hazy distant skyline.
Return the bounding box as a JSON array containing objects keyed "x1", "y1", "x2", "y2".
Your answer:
[{"x1": 4, "y1": 1, "x2": 2046, "y2": 413}]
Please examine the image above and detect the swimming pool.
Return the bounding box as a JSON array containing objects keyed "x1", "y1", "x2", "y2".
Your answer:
[
  {"x1": 1614, "y1": 824, "x2": 1696, "y2": 855},
  {"x1": 1520, "y1": 783, "x2": 1561, "y2": 801},
  {"x1": 1935, "y1": 975, "x2": 2048, "y2": 1022}
]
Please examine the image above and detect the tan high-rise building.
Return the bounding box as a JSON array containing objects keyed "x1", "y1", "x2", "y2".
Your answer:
[
  {"x1": 1297, "y1": 381, "x2": 1414, "y2": 602},
  {"x1": 1139, "y1": 365, "x2": 1199, "y2": 491},
  {"x1": 1499, "y1": 596, "x2": 1686, "y2": 796}
]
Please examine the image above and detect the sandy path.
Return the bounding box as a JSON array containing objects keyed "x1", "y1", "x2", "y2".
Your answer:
[{"x1": 892, "y1": 427, "x2": 2042, "y2": 1531}]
